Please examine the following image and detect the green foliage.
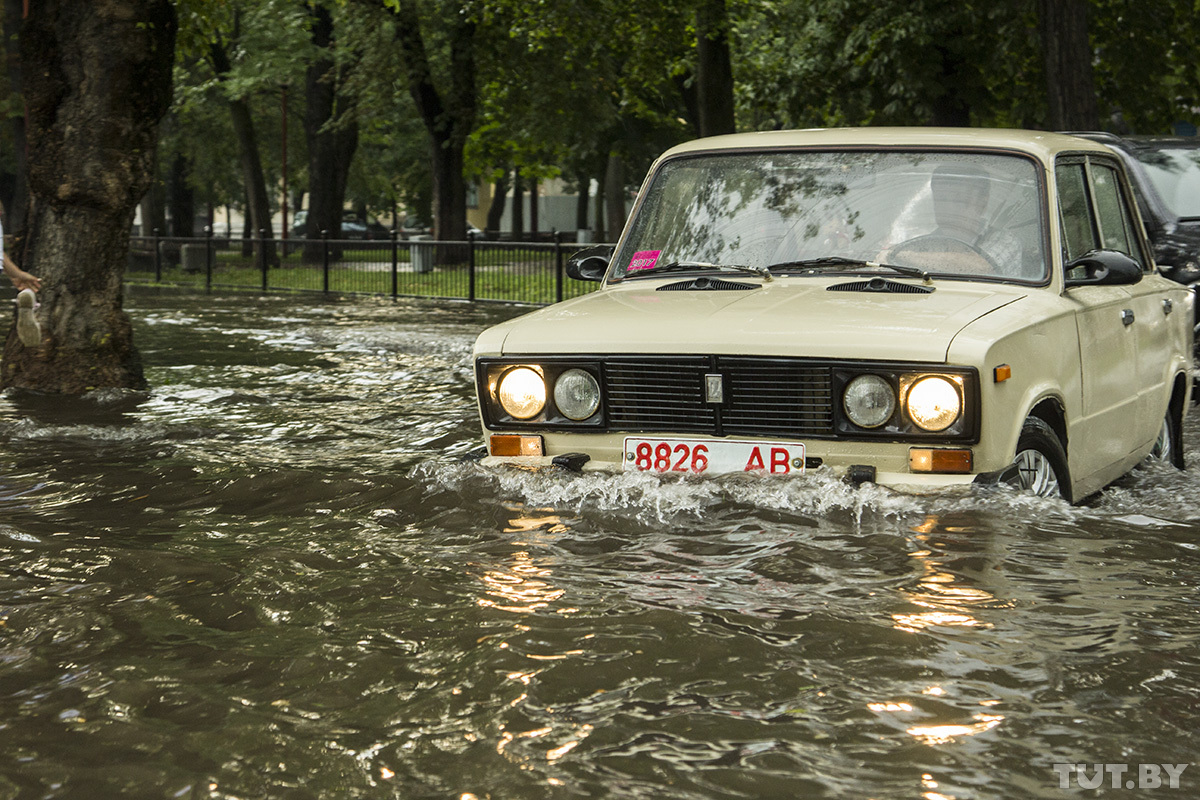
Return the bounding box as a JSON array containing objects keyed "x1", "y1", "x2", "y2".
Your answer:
[
  {"x1": 734, "y1": 0, "x2": 1040, "y2": 128},
  {"x1": 1093, "y1": 0, "x2": 1200, "y2": 133},
  {"x1": 141, "y1": 0, "x2": 1200, "y2": 230}
]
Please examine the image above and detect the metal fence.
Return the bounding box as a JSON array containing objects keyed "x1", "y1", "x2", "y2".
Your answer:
[{"x1": 125, "y1": 232, "x2": 610, "y2": 306}]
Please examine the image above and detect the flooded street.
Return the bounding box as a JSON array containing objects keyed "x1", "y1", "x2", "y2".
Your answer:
[{"x1": 0, "y1": 288, "x2": 1197, "y2": 799}]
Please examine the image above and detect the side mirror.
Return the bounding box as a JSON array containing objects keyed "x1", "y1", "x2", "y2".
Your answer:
[
  {"x1": 566, "y1": 245, "x2": 614, "y2": 282},
  {"x1": 1064, "y1": 249, "x2": 1144, "y2": 287}
]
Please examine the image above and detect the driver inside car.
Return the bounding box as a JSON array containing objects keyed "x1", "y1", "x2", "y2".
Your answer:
[{"x1": 884, "y1": 164, "x2": 1029, "y2": 276}]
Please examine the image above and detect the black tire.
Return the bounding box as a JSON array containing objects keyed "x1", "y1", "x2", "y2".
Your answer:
[
  {"x1": 1009, "y1": 417, "x2": 1072, "y2": 502},
  {"x1": 1149, "y1": 404, "x2": 1185, "y2": 470}
]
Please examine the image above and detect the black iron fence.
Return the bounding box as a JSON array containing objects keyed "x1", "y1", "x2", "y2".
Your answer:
[{"x1": 126, "y1": 231, "x2": 611, "y2": 306}]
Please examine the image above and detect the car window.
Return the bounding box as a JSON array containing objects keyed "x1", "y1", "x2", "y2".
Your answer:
[
  {"x1": 1056, "y1": 157, "x2": 1145, "y2": 277},
  {"x1": 612, "y1": 150, "x2": 1048, "y2": 283},
  {"x1": 1055, "y1": 163, "x2": 1095, "y2": 262},
  {"x1": 1133, "y1": 146, "x2": 1200, "y2": 219},
  {"x1": 1090, "y1": 164, "x2": 1136, "y2": 256}
]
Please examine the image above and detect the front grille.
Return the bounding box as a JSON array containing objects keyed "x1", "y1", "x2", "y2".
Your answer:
[
  {"x1": 720, "y1": 358, "x2": 834, "y2": 436},
  {"x1": 604, "y1": 356, "x2": 834, "y2": 438},
  {"x1": 605, "y1": 357, "x2": 716, "y2": 433}
]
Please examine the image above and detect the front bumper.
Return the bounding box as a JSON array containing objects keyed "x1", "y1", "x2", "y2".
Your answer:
[{"x1": 478, "y1": 431, "x2": 1014, "y2": 492}]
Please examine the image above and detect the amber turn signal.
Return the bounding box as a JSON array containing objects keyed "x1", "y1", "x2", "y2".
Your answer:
[
  {"x1": 909, "y1": 447, "x2": 973, "y2": 474},
  {"x1": 993, "y1": 364, "x2": 1012, "y2": 382},
  {"x1": 489, "y1": 434, "x2": 544, "y2": 457}
]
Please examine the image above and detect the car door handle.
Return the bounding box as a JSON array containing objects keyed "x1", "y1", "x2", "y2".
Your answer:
[
  {"x1": 1121, "y1": 309, "x2": 1135, "y2": 326},
  {"x1": 1164, "y1": 298, "x2": 1174, "y2": 315}
]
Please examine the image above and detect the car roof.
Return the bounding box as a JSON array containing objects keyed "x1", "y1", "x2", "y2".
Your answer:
[
  {"x1": 1066, "y1": 131, "x2": 1200, "y2": 152},
  {"x1": 660, "y1": 127, "x2": 1115, "y2": 163}
]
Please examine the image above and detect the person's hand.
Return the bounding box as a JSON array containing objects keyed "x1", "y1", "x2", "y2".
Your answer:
[{"x1": 3, "y1": 256, "x2": 41, "y2": 292}]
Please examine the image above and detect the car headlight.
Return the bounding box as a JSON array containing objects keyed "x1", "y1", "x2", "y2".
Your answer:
[
  {"x1": 497, "y1": 366, "x2": 546, "y2": 419},
  {"x1": 843, "y1": 374, "x2": 896, "y2": 428},
  {"x1": 553, "y1": 369, "x2": 600, "y2": 420},
  {"x1": 906, "y1": 376, "x2": 961, "y2": 432}
]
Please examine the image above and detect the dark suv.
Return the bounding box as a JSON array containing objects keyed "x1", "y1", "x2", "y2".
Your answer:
[{"x1": 1071, "y1": 133, "x2": 1200, "y2": 288}]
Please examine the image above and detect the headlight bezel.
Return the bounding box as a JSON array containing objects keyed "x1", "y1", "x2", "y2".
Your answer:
[
  {"x1": 496, "y1": 365, "x2": 547, "y2": 420},
  {"x1": 834, "y1": 365, "x2": 977, "y2": 441},
  {"x1": 479, "y1": 358, "x2": 606, "y2": 429},
  {"x1": 903, "y1": 374, "x2": 964, "y2": 432},
  {"x1": 842, "y1": 374, "x2": 898, "y2": 429},
  {"x1": 553, "y1": 368, "x2": 602, "y2": 421}
]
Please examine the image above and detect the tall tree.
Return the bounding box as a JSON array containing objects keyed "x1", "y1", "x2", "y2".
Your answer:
[
  {"x1": 382, "y1": 0, "x2": 475, "y2": 241},
  {"x1": 696, "y1": 0, "x2": 735, "y2": 136},
  {"x1": 1038, "y1": 0, "x2": 1097, "y2": 130},
  {"x1": 209, "y1": 20, "x2": 278, "y2": 265},
  {"x1": 303, "y1": 2, "x2": 359, "y2": 260},
  {"x1": 5, "y1": 0, "x2": 176, "y2": 393},
  {"x1": 2, "y1": 0, "x2": 29, "y2": 243}
]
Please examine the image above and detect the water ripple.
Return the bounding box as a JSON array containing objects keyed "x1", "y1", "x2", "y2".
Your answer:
[{"x1": 0, "y1": 290, "x2": 1196, "y2": 799}]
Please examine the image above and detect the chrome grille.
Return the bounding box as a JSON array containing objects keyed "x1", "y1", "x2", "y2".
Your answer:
[{"x1": 603, "y1": 356, "x2": 834, "y2": 438}]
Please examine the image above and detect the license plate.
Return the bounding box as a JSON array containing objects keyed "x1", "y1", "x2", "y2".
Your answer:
[{"x1": 623, "y1": 437, "x2": 805, "y2": 475}]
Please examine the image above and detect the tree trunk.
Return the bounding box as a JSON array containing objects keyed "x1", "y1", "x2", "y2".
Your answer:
[
  {"x1": 167, "y1": 151, "x2": 195, "y2": 238},
  {"x1": 303, "y1": 3, "x2": 358, "y2": 263},
  {"x1": 210, "y1": 37, "x2": 277, "y2": 267},
  {"x1": 5, "y1": 0, "x2": 176, "y2": 393},
  {"x1": 429, "y1": 123, "x2": 468, "y2": 241},
  {"x1": 486, "y1": 175, "x2": 507, "y2": 233},
  {"x1": 594, "y1": 170, "x2": 606, "y2": 241},
  {"x1": 511, "y1": 174, "x2": 524, "y2": 240},
  {"x1": 389, "y1": 0, "x2": 475, "y2": 243},
  {"x1": 673, "y1": 69, "x2": 702, "y2": 138},
  {"x1": 604, "y1": 152, "x2": 626, "y2": 241},
  {"x1": 229, "y1": 95, "x2": 276, "y2": 255},
  {"x1": 1038, "y1": 0, "x2": 1098, "y2": 130},
  {"x1": 2, "y1": 0, "x2": 29, "y2": 244},
  {"x1": 696, "y1": 0, "x2": 736, "y2": 137},
  {"x1": 240, "y1": 192, "x2": 253, "y2": 255},
  {"x1": 529, "y1": 178, "x2": 539, "y2": 238},
  {"x1": 139, "y1": 177, "x2": 167, "y2": 238},
  {"x1": 574, "y1": 170, "x2": 590, "y2": 233},
  {"x1": 928, "y1": 44, "x2": 972, "y2": 127}
]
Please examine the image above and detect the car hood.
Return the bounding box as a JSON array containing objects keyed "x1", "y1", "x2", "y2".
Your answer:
[{"x1": 476, "y1": 278, "x2": 1028, "y2": 363}]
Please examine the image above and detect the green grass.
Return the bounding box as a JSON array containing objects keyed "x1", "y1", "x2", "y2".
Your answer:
[{"x1": 126, "y1": 246, "x2": 598, "y2": 305}]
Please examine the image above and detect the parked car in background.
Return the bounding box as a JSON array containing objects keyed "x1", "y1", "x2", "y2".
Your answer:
[
  {"x1": 401, "y1": 215, "x2": 432, "y2": 239},
  {"x1": 291, "y1": 210, "x2": 391, "y2": 239},
  {"x1": 1071, "y1": 133, "x2": 1200, "y2": 339},
  {"x1": 398, "y1": 215, "x2": 483, "y2": 239},
  {"x1": 342, "y1": 212, "x2": 390, "y2": 240},
  {"x1": 472, "y1": 128, "x2": 1192, "y2": 503}
]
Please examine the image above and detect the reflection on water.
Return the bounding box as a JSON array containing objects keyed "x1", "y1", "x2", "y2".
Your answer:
[
  {"x1": 0, "y1": 289, "x2": 1197, "y2": 799},
  {"x1": 893, "y1": 516, "x2": 1007, "y2": 633}
]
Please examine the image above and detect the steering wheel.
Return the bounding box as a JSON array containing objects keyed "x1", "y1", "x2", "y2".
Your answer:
[{"x1": 888, "y1": 233, "x2": 1000, "y2": 274}]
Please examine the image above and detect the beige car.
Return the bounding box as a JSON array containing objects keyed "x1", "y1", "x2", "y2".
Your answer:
[{"x1": 473, "y1": 128, "x2": 1193, "y2": 502}]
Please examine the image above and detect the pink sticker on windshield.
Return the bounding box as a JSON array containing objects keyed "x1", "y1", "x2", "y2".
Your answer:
[{"x1": 628, "y1": 250, "x2": 661, "y2": 271}]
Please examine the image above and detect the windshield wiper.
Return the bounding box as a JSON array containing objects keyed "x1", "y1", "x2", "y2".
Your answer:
[
  {"x1": 767, "y1": 256, "x2": 931, "y2": 282},
  {"x1": 638, "y1": 260, "x2": 774, "y2": 282}
]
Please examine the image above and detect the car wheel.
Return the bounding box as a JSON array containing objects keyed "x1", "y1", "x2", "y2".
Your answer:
[
  {"x1": 1149, "y1": 406, "x2": 1185, "y2": 469},
  {"x1": 1009, "y1": 417, "x2": 1071, "y2": 501}
]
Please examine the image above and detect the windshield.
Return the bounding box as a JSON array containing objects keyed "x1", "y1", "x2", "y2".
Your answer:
[
  {"x1": 1134, "y1": 147, "x2": 1200, "y2": 220},
  {"x1": 612, "y1": 150, "x2": 1048, "y2": 282}
]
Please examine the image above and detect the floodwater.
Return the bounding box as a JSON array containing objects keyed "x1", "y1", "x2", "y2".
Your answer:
[{"x1": 0, "y1": 288, "x2": 1197, "y2": 800}]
